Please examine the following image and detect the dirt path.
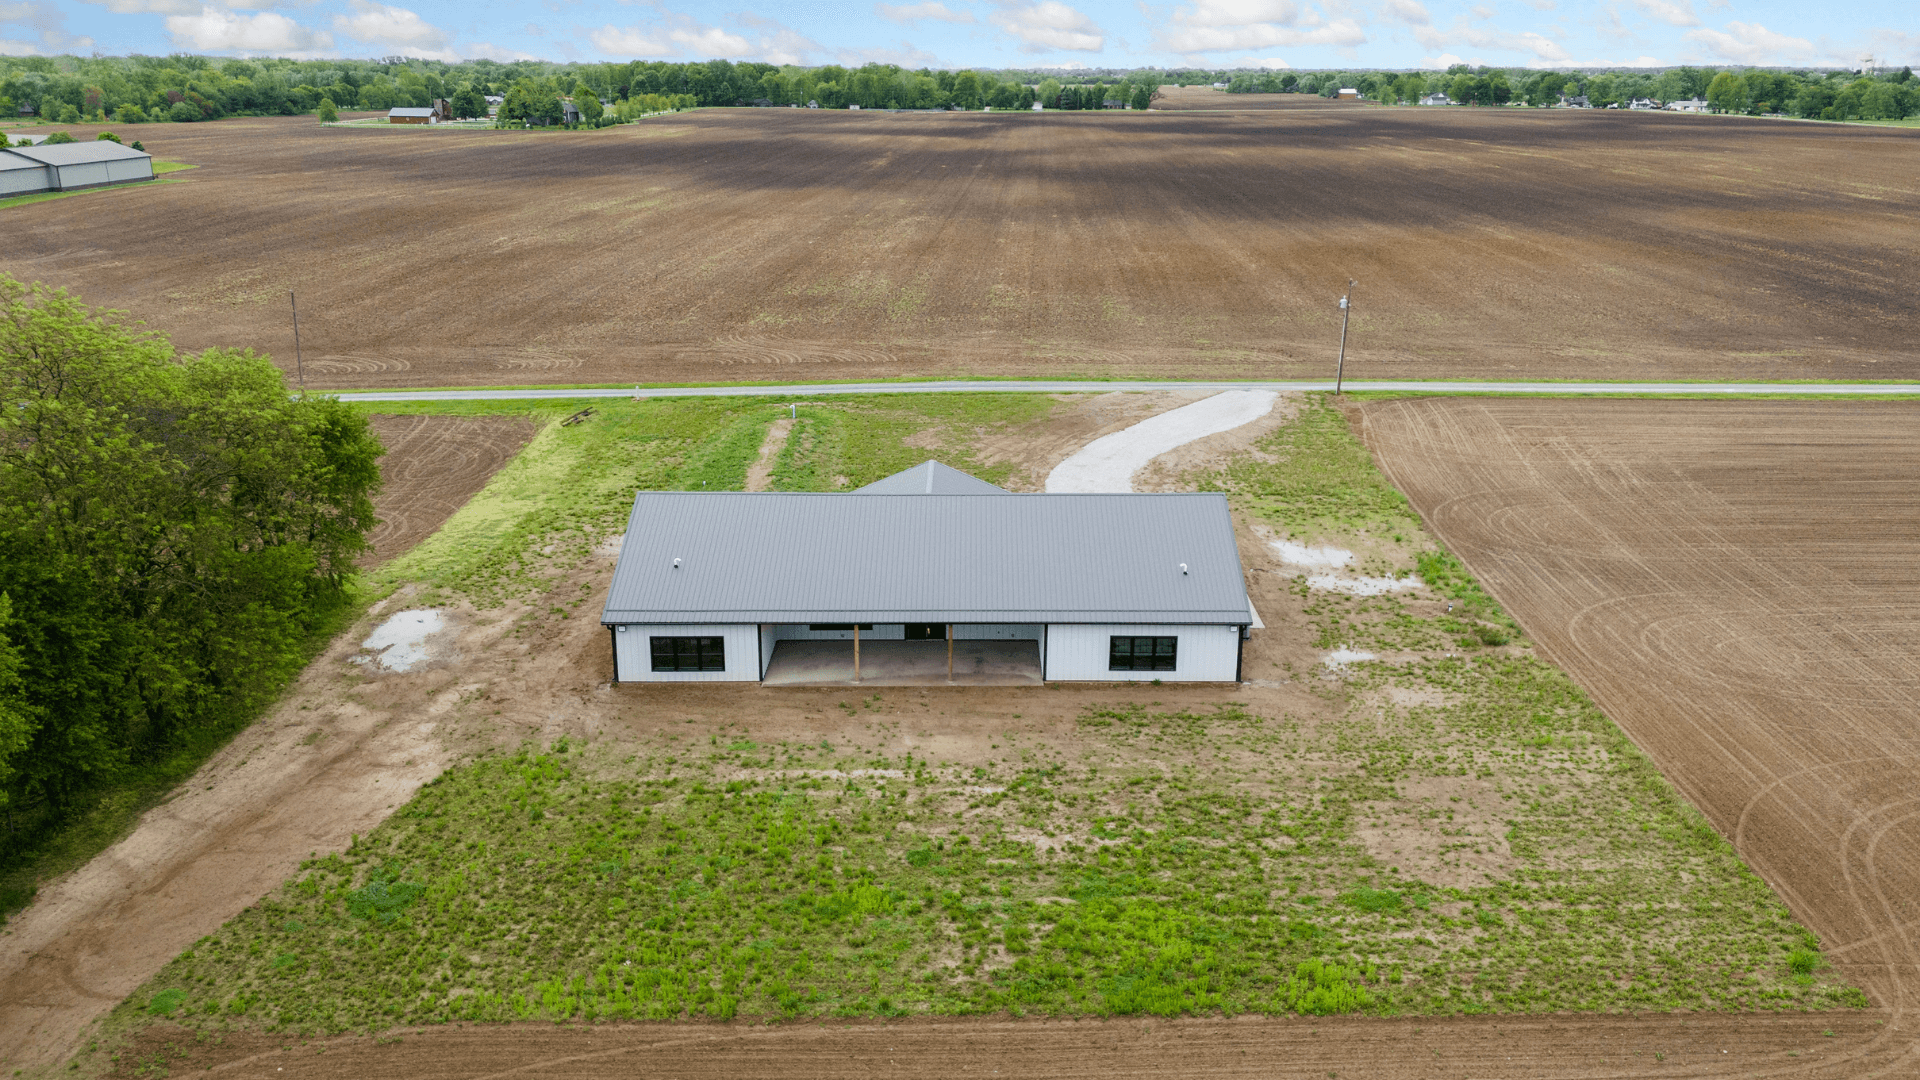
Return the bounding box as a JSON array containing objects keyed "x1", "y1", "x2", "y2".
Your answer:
[
  {"x1": 1044, "y1": 390, "x2": 1277, "y2": 492},
  {"x1": 108, "y1": 1010, "x2": 1905, "y2": 1079},
  {"x1": 745, "y1": 417, "x2": 794, "y2": 491},
  {"x1": 1358, "y1": 397, "x2": 1920, "y2": 1074}
]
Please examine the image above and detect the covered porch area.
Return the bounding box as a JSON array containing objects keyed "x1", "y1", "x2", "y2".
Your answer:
[{"x1": 762, "y1": 638, "x2": 1041, "y2": 686}]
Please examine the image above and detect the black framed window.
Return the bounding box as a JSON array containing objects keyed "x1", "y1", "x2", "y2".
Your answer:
[
  {"x1": 1109, "y1": 635, "x2": 1177, "y2": 672},
  {"x1": 650, "y1": 636, "x2": 726, "y2": 672}
]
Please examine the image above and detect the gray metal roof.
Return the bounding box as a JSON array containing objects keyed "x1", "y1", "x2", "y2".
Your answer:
[
  {"x1": 853, "y1": 460, "x2": 1008, "y2": 495},
  {"x1": 602, "y1": 491, "x2": 1251, "y2": 625},
  {"x1": 4, "y1": 141, "x2": 151, "y2": 166}
]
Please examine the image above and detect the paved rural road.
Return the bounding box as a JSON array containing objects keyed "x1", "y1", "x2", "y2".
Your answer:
[{"x1": 329, "y1": 379, "x2": 1920, "y2": 402}]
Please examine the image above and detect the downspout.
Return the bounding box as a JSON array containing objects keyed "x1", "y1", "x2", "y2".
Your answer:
[
  {"x1": 1235, "y1": 624, "x2": 1246, "y2": 682},
  {"x1": 609, "y1": 625, "x2": 620, "y2": 684}
]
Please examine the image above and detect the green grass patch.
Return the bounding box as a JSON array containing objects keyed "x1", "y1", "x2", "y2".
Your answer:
[
  {"x1": 0, "y1": 176, "x2": 190, "y2": 211},
  {"x1": 369, "y1": 394, "x2": 1059, "y2": 607},
  {"x1": 112, "y1": 388, "x2": 1868, "y2": 1036}
]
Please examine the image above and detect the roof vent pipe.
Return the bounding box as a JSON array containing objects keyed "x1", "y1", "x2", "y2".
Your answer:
[
  {"x1": 1180, "y1": 563, "x2": 1188, "y2": 575},
  {"x1": 673, "y1": 558, "x2": 682, "y2": 569}
]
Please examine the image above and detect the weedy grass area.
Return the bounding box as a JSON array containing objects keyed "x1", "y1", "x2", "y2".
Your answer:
[
  {"x1": 368, "y1": 394, "x2": 1057, "y2": 607},
  {"x1": 109, "y1": 393, "x2": 1864, "y2": 1037}
]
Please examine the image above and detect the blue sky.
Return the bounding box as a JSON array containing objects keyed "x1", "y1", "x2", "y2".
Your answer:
[{"x1": 4, "y1": 0, "x2": 1914, "y2": 72}]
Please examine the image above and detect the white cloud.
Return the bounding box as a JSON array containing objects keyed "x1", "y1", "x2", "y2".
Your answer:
[
  {"x1": 1420, "y1": 51, "x2": 1465, "y2": 67},
  {"x1": 1160, "y1": 0, "x2": 1364, "y2": 55},
  {"x1": 1469, "y1": 5, "x2": 1494, "y2": 19},
  {"x1": 1544, "y1": 54, "x2": 1663, "y2": 66},
  {"x1": 875, "y1": 1, "x2": 973, "y2": 24},
  {"x1": 992, "y1": 1, "x2": 1105, "y2": 52},
  {"x1": 1414, "y1": 21, "x2": 1567, "y2": 62},
  {"x1": 1234, "y1": 53, "x2": 1292, "y2": 67},
  {"x1": 837, "y1": 40, "x2": 942, "y2": 67},
  {"x1": 589, "y1": 14, "x2": 819, "y2": 64},
  {"x1": 0, "y1": 0, "x2": 90, "y2": 49},
  {"x1": 589, "y1": 24, "x2": 672, "y2": 56},
  {"x1": 164, "y1": 7, "x2": 332, "y2": 53},
  {"x1": 332, "y1": 0, "x2": 453, "y2": 59},
  {"x1": 1685, "y1": 21, "x2": 1815, "y2": 65},
  {"x1": 78, "y1": 0, "x2": 271, "y2": 15},
  {"x1": 1629, "y1": 0, "x2": 1696, "y2": 28},
  {"x1": 461, "y1": 40, "x2": 541, "y2": 61},
  {"x1": 1380, "y1": 0, "x2": 1428, "y2": 26}
]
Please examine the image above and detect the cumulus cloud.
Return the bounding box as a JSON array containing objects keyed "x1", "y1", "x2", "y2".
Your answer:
[
  {"x1": 992, "y1": 2, "x2": 1105, "y2": 53},
  {"x1": 1413, "y1": 19, "x2": 1568, "y2": 62},
  {"x1": 589, "y1": 14, "x2": 819, "y2": 64},
  {"x1": 1234, "y1": 54, "x2": 1292, "y2": 67},
  {"x1": 165, "y1": 7, "x2": 332, "y2": 53},
  {"x1": 1380, "y1": 0, "x2": 1428, "y2": 26},
  {"x1": 1159, "y1": 0, "x2": 1364, "y2": 55},
  {"x1": 1629, "y1": 0, "x2": 1697, "y2": 28},
  {"x1": 1685, "y1": 21, "x2": 1815, "y2": 65},
  {"x1": 461, "y1": 41, "x2": 541, "y2": 61},
  {"x1": 875, "y1": 1, "x2": 973, "y2": 24},
  {"x1": 77, "y1": 0, "x2": 271, "y2": 15},
  {"x1": 837, "y1": 41, "x2": 943, "y2": 67},
  {"x1": 0, "y1": 0, "x2": 91, "y2": 50},
  {"x1": 332, "y1": 0, "x2": 453, "y2": 59}
]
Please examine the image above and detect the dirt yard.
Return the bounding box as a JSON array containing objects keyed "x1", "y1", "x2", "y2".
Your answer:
[
  {"x1": 1359, "y1": 398, "x2": 1920, "y2": 1070},
  {"x1": 363, "y1": 415, "x2": 535, "y2": 564},
  {"x1": 102, "y1": 1010, "x2": 1901, "y2": 1079},
  {"x1": 3, "y1": 108, "x2": 1914, "y2": 388}
]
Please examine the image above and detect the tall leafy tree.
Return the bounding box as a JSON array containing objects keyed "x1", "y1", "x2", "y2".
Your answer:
[{"x1": 0, "y1": 277, "x2": 381, "y2": 835}]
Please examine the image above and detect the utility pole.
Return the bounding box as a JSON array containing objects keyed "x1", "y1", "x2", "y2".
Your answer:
[
  {"x1": 289, "y1": 291, "x2": 305, "y2": 395},
  {"x1": 1334, "y1": 279, "x2": 1356, "y2": 396}
]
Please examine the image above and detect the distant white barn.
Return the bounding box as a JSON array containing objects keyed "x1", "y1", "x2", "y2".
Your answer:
[{"x1": 601, "y1": 462, "x2": 1255, "y2": 686}]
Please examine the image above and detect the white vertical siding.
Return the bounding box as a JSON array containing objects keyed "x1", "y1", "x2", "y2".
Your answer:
[
  {"x1": 0, "y1": 165, "x2": 49, "y2": 197},
  {"x1": 1043, "y1": 624, "x2": 1241, "y2": 682},
  {"x1": 612, "y1": 624, "x2": 760, "y2": 682},
  {"x1": 52, "y1": 162, "x2": 110, "y2": 190},
  {"x1": 104, "y1": 157, "x2": 153, "y2": 183}
]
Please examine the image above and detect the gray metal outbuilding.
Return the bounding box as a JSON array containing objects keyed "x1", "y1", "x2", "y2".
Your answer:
[
  {"x1": 601, "y1": 462, "x2": 1255, "y2": 685},
  {"x1": 0, "y1": 151, "x2": 51, "y2": 197},
  {"x1": 0, "y1": 141, "x2": 154, "y2": 194}
]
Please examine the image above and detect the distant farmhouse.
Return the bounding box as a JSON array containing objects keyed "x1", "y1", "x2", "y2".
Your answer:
[
  {"x1": 0, "y1": 141, "x2": 153, "y2": 198},
  {"x1": 388, "y1": 100, "x2": 454, "y2": 124},
  {"x1": 600, "y1": 462, "x2": 1255, "y2": 686},
  {"x1": 1666, "y1": 98, "x2": 1710, "y2": 112},
  {"x1": 1336, "y1": 88, "x2": 1361, "y2": 100},
  {"x1": 1419, "y1": 93, "x2": 1451, "y2": 106}
]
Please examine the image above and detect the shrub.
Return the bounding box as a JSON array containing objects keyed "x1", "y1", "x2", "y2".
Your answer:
[
  {"x1": 114, "y1": 104, "x2": 147, "y2": 124},
  {"x1": 43, "y1": 132, "x2": 76, "y2": 145},
  {"x1": 317, "y1": 97, "x2": 338, "y2": 123},
  {"x1": 167, "y1": 101, "x2": 201, "y2": 123},
  {"x1": 130, "y1": 140, "x2": 144, "y2": 152},
  {"x1": 97, "y1": 131, "x2": 122, "y2": 144}
]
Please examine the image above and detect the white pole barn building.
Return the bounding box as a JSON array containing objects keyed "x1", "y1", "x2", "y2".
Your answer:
[{"x1": 601, "y1": 462, "x2": 1254, "y2": 686}]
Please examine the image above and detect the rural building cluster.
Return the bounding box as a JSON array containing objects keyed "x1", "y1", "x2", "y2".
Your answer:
[{"x1": 602, "y1": 462, "x2": 1253, "y2": 684}]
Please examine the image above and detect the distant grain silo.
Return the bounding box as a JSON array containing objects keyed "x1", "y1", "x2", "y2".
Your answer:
[{"x1": 0, "y1": 141, "x2": 155, "y2": 197}]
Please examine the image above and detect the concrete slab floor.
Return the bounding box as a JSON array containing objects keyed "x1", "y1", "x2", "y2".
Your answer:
[{"x1": 763, "y1": 639, "x2": 1042, "y2": 686}]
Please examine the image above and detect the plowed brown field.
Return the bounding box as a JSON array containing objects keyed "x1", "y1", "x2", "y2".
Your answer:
[
  {"x1": 103, "y1": 1010, "x2": 1900, "y2": 1080},
  {"x1": 1359, "y1": 398, "x2": 1920, "y2": 1073},
  {"x1": 3, "y1": 108, "x2": 1914, "y2": 389},
  {"x1": 363, "y1": 414, "x2": 535, "y2": 564}
]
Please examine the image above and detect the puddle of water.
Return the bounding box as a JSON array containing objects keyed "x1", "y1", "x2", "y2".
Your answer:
[
  {"x1": 1322, "y1": 647, "x2": 1377, "y2": 669},
  {"x1": 1305, "y1": 573, "x2": 1425, "y2": 596},
  {"x1": 1270, "y1": 540, "x2": 1355, "y2": 568},
  {"x1": 353, "y1": 609, "x2": 446, "y2": 672}
]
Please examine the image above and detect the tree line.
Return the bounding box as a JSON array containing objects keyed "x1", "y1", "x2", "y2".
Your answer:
[
  {"x1": 3, "y1": 52, "x2": 1913, "y2": 128},
  {"x1": 0, "y1": 277, "x2": 382, "y2": 867},
  {"x1": 1227, "y1": 64, "x2": 1918, "y2": 120}
]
